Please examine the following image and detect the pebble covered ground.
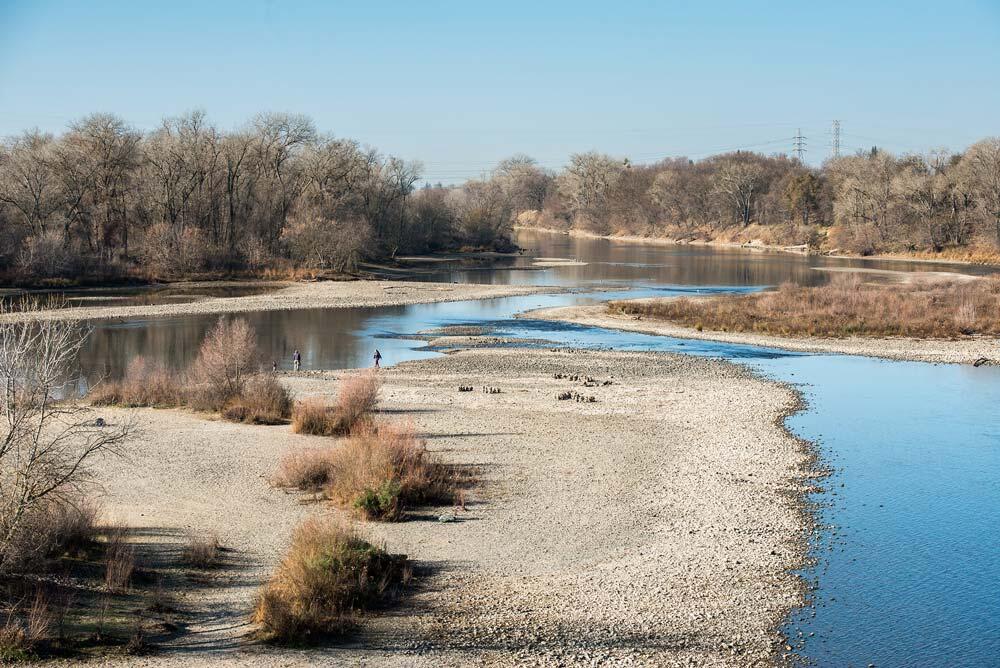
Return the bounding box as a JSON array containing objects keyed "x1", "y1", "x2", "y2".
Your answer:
[{"x1": 79, "y1": 347, "x2": 812, "y2": 667}]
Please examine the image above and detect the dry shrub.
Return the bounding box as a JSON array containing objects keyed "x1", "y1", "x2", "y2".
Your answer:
[
  {"x1": 326, "y1": 422, "x2": 454, "y2": 521},
  {"x1": 186, "y1": 318, "x2": 260, "y2": 411},
  {"x1": 90, "y1": 356, "x2": 180, "y2": 408},
  {"x1": 103, "y1": 524, "x2": 135, "y2": 593},
  {"x1": 2, "y1": 498, "x2": 99, "y2": 573},
  {"x1": 221, "y1": 373, "x2": 292, "y2": 425},
  {"x1": 611, "y1": 275, "x2": 1000, "y2": 339},
  {"x1": 182, "y1": 533, "x2": 221, "y2": 569},
  {"x1": 333, "y1": 371, "x2": 381, "y2": 435},
  {"x1": 290, "y1": 398, "x2": 340, "y2": 436},
  {"x1": 251, "y1": 517, "x2": 409, "y2": 643},
  {"x1": 273, "y1": 446, "x2": 339, "y2": 491}
]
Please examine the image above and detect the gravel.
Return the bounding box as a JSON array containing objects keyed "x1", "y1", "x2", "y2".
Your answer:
[{"x1": 80, "y1": 347, "x2": 811, "y2": 667}]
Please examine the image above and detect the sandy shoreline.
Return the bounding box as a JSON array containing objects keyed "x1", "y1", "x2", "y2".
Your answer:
[
  {"x1": 525, "y1": 303, "x2": 1000, "y2": 365},
  {"x1": 0, "y1": 280, "x2": 561, "y2": 324},
  {"x1": 81, "y1": 347, "x2": 812, "y2": 667}
]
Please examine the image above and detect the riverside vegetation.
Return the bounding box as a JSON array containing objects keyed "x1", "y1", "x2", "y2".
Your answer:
[
  {"x1": 4, "y1": 113, "x2": 998, "y2": 290},
  {"x1": 611, "y1": 274, "x2": 1000, "y2": 339}
]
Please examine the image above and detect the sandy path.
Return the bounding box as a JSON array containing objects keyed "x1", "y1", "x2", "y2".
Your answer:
[
  {"x1": 0, "y1": 280, "x2": 560, "y2": 324},
  {"x1": 82, "y1": 348, "x2": 810, "y2": 667},
  {"x1": 526, "y1": 303, "x2": 1000, "y2": 365}
]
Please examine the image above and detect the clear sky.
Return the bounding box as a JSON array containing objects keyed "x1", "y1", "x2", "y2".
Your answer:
[{"x1": 1, "y1": 0, "x2": 998, "y2": 182}]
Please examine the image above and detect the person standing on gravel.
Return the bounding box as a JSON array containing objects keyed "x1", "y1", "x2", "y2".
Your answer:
[
  {"x1": 293, "y1": 349, "x2": 301, "y2": 371},
  {"x1": 373, "y1": 349, "x2": 382, "y2": 368}
]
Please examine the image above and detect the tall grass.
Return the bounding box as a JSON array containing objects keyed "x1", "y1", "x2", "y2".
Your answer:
[
  {"x1": 611, "y1": 275, "x2": 1000, "y2": 339},
  {"x1": 290, "y1": 371, "x2": 381, "y2": 437},
  {"x1": 251, "y1": 517, "x2": 409, "y2": 643}
]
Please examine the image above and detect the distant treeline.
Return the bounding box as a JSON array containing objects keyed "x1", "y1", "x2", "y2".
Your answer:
[
  {"x1": 0, "y1": 112, "x2": 528, "y2": 284},
  {"x1": 3, "y1": 113, "x2": 1000, "y2": 285},
  {"x1": 519, "y1": 140, "x2": 1000, "y2": 260}
]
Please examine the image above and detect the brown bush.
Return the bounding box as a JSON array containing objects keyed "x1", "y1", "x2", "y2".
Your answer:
[
  {"x1": 186, "y1": 318, "x2": 260, "y2": 411},
  {"x1": 610, "y1": 275, "x2": 1000, "y2": 339},
  {"x1": 221, "y1": 374, "x2": 292, "y2": 425},
  {"x1": 103, "y1": 524, "x2": 135, "y2": 593},
  {"x1": 273, "y1": 446, "x2": 339, "y2": 491},
  {"x1": 182, "y1": 533, "x2": 221, "y2": 569},
  {"x1": 290, "y1": 398, "x2": 340, "y2": 436},
  {"x1": 89, "y1": 356, "x2": 181, "y2": 408},
  {"x1": 326, "y1": 422, "x2": 454, "y2": 521},
  {"x1": 251, "y1": 517, "x2": 409, "y2": 643},
  {"x1": 332, "y1": 371, "x2": 381, "y2": 435}
]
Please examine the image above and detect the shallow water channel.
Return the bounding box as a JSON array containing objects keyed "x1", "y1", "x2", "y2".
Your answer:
[{"x1": 77, "y1": 230, "x2": 999, "y2": 667}]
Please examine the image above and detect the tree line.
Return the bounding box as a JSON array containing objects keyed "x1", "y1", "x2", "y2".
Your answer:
[
  {"x1": 523, "y1": 140, "x2": 1000, "y2": 258},
  {"x1": 3, "y1": 113, "x2": 999, "y2": 285},
  {"x1": 0, "y1": 112, "x2": 529, "y2": 283}
]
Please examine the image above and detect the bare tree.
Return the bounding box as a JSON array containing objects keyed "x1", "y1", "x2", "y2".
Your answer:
[
  {"x1": 958, "y1": 138, "x2": 1000, "y2": 246},
  {"x1": 713, "y1": 157, "x2": 765, "y2": 227},
  {"x1": 0, "y1": 311, "x2": 131, "y2": 573}
]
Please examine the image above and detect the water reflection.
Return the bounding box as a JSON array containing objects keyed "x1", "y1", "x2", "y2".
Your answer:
[{"x1": 68, "y1": 229, "x2": 1000, "y2": 667}]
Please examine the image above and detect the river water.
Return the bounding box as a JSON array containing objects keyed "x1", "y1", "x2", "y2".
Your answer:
[{"x1": 76, "y1": 230, "x2": 999, "y2": 667}]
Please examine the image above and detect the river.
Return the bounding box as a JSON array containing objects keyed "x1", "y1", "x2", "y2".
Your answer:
[{"x1": 74, "y1": 229, "x2": 1000, "y2": 667}]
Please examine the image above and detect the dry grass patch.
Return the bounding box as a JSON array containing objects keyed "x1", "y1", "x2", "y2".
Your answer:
[
  {"x1": 251, "y1": 517, "x2": 409, "y2": 643},
  {"x1": 182, "y1": 533, "x2": 222, "y2": 569},
  {"x1": 327, "y1": 422, "x2": 454, "y2": 521},
  {"x1": 273, "y1": 446, "x2": 339, "y2": 491},
  {"x1": 221, "y1": 373, "x2": 293, "y2": 425},
  {"x1": 611, "y1": 275, "x2": 1000, "y2": 339},
  {"x1": 290, "y1": 371, "x2": 381, "y2": 437},
  {"x1": 290, "y1": 398, "x2": 341, "y2": 436},
  {"x1": 89, "y1": 356, "x2": 181, "y2": 408}
]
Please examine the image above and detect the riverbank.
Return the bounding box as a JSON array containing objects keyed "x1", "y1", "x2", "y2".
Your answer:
[
  {"x1": 0, "y1": 280, "x2": 561, "y2": 324},
  {"x1": 515, "y1": 225, "x2": 1000, "y2": 269},
  {"x1": 82, "y1": 347, "x2": 811, "y2": 666},
  {"x1": 526, "y1": 303, "x2": 1000, "y2": 365}
]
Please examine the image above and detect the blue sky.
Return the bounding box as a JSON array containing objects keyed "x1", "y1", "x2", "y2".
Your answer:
[{"x1": 1, "y1": 0, "x2": 998, "y2": 181}]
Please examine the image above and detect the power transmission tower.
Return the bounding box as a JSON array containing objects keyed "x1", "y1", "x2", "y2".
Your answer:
[
  {"x1": 830, "y1": 120, "x2": 841, "y2": 159},
  {"x1": 792, "y1": 129, "x2": 807, "y2": 162}
]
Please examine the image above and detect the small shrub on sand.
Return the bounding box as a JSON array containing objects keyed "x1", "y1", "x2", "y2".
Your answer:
[
  {"x1": 332, "y1": 371, "x2": 381, "y2": 435},
  {"x1": 273, "y1": 446, "x2": 339, "y2": 491},
  {"x1": 290, "y1": 398, "x2": 340, "y2": 436},
  {"x1": 251, "y1": 517, "x2": 409, "y2": 643},
  {"x1": 103, "y1": 524, "x2": 135, "y2": 593},
  {"x1": 89, "y1": 356, "x2": 181, "y2": 408},
  {"x1": 326, "y1": 422, "x2": 454, "y2": 521},
  {"x1": 182, "y1": 533, "x2": 221, "y2": 569},
  {"x1": 186, "y1": 318, "x2": 261, "y2": 411},
  {"x1": 221, "y1": 373, "x2": 292, "y2": 425}
]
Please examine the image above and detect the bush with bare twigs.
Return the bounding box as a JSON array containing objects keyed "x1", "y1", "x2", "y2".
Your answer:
[
  {"x1": 332, "y1": 371, "x2": 381, "y2": 434},
  {"x1": 610, "y1": 275, "x2": 1000, "y2": 339},
  {"x1": 0, "y1": 305, "x2": 132, "y2": 574},
  {"x1": 273, "y1": 446, "x2": 339, "y2": 491},
  {"x1": 251, "y1": 517, "x2": 409, "y2": 643},
  {"x1": 89, "y1": 356, "x2": 181, "y2": 408},
  {"x1": 290, "y1": 398, "x2": 339, "y2": 436},
  {"x1": 326, "y1": 422, "x2": 454, "y2": 521},
  {"x1": 221, "y1": 373, "x2": 293, "y2": 425},
  {"x1": 186, "y1": 318, "x2": 260, "y2": 412}
]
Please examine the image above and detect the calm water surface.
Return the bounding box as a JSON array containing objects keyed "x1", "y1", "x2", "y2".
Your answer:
[{"x1": 75, "y1": 230, "x2": 999, "y2": 667}]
